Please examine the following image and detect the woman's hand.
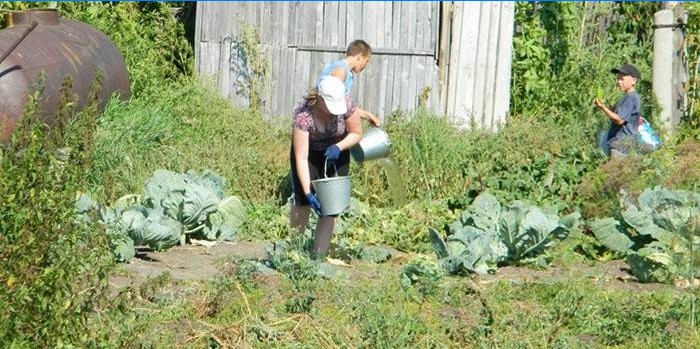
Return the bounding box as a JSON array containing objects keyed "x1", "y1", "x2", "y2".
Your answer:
[
  {"x1": 324, "y1": 145, "x2": 341, "y2": 164},
  {"x1": 305, "y1": 193, "x2": 322, "y2": 216}
]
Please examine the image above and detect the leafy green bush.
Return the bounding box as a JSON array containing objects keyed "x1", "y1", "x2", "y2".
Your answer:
[
  {"x1": 0, "y1": 82, "x2": 112, "y2": 346},
  {"x1": 59, "y1": 2, "x2": 193, "y2": 96},
  {"x1": 577, "y1": 136, "x2": 700, "y2": 218}
]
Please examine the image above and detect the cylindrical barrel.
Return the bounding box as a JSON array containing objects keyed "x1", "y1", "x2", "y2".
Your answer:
[{"x1": 0, "y1": 9, "x2": 130, "y2": 144}]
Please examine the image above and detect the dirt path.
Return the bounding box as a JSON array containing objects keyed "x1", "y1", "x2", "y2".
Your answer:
[
  {"x1": 109, "y1": 241, "x2": 268, "y2": 290},
  {"x1": 110, "y1": 240, "x2": 674, "y2": 293},
  {"x1": 476, "y1": 260, "x2": 672, "y2": 292}
]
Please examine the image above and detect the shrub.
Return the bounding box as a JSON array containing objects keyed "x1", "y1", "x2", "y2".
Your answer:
[
  {"x1": 59, "y1": 2, "x2": 193, "y2": 96},
  {"x1": 0, "y1": 81, "x2": 112, "y2": 346}
]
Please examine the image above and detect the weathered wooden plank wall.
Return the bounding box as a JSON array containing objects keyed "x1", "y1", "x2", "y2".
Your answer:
[
  {"x1": 445, "y1": 2, "x2": 514, "y2": 130},
  {"x1": 195, "y1": 1, "x2": 514, "y2": 130}
]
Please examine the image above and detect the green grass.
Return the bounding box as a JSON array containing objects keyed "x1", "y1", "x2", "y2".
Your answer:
[
  {"x1": 87, "y1": 79, "x2": 290, "y2": 204},
  {"x1": 93, "y1": 262, "x2": 700, "y2": 348},
  {"x1": 3, "y1": 3, "x2": 700, "y2": 347},
  {"x1": 78, "y1": 78, "x2": 700, "y2": 347}
]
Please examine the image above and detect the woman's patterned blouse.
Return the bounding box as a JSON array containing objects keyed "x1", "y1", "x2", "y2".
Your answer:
[{"x1": 292, "y1": 96, "x2": 356, "y2": 151}]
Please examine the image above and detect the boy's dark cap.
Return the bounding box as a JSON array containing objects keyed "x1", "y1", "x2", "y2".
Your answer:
[{"x1": 611, "y1": 64, "x2": 641, "y2": 79}]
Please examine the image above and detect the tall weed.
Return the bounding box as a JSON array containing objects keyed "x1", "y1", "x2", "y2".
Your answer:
[
  {"x1": 356, "y1": 109, "x2": 603, "y2": 212},
  {"x1": 0, "y1": 81, "x2": 112, "y2": 346},
  {"x1": 686, "y1": 2, "x2": 700, "y2": 128},
  {"x1": 87, "y1": 80, "x2": 290, "y2": 203}
]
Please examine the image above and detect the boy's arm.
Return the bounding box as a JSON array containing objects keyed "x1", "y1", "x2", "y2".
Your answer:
[
  {"x1": 330, "y1": 67, "x2": 347, "y2": 82},
  {"x1": 593, "y1": 99, "x2": 625, "y2": 125},
  {"x1": 357, "y1": 107, "x2": 381, "y2": 127}
]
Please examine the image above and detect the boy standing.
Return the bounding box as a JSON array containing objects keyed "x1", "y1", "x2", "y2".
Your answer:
[
  {"x1": 593, "y1": 64, "x2": 642, "y2": 159},
  {"x1": 316, "y1": 39, "x2": 381, "y2": 127}
]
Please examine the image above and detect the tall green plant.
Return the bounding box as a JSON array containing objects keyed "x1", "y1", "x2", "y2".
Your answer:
[
  {"x1": 512, "y1": 2, "x2": 551, "y2": 108},
  {"x1": 539, "y1": 2, "x2": 577, "y2": 73},
  {"x1": 0, "y1": 79, "x2": 112, "y2": 346},
  {"x1": 59, "y1": 2, "x2": 193, "y2": 96},
  {"x1": 238, "y1": 22, "x2": 271, "y2": 112},
  {"x1": 686, "y1": 3, "x2": 700, "y2": 129},
  {"x1": 511, "y1": 2, "x2": 656, "y2": 123}
]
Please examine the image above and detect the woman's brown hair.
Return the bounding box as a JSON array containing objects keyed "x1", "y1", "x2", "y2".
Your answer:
[{"x1": 304, "y1": 87, "x2": 320, "y2": 106}]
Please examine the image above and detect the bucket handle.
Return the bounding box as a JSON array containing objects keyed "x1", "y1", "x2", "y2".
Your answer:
[{"x1": 323, "y1": 158, "x2": 337, "y2": 179}]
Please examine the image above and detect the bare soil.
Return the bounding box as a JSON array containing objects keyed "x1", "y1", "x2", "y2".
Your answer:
[
  {"x1": 110, "y1": 240, "x2": 674, "y2": 293},
  {"x1": 109, "y1": 241, "x2": 268, "y2": 290},
  {"x1": 476, "y1": 260, "x2": 673, "y2": 293}
]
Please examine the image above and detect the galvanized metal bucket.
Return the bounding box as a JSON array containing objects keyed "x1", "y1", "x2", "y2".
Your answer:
[
  {"x1": 350, "y1": 127, "x2": 392, "y2": 163},
  {"x1": 311, "y1": 160, "x2": 351, "y2": 216}
]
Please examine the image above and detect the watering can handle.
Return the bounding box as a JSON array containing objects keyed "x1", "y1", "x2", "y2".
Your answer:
[{"x1": 323, "y1": 158, "x2": 337, "y2": 179}]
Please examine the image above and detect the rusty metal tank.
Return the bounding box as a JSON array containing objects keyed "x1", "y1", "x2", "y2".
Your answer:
[{"x1": 0, "y1": 9, "x2": 130, "y2": 144}]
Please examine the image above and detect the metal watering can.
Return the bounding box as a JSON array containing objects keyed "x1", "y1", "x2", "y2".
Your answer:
[{"x1": 350, "y1": 127, "x2": 391, "y2": 163}]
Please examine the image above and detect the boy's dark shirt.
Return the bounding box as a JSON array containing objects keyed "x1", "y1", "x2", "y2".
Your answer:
[{"x1": 607, "y1": 91, "x2": 640, "y2": 149}]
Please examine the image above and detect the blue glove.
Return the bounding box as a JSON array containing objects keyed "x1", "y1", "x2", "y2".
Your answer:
[
  {"x1": 306, "y1": 193, "x2": 322, "y2": 216},
  {"x1": 324, "y1": 145, "x2": 341, "y2": 164}
]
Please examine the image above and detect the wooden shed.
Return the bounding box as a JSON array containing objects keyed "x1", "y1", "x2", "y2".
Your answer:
[{"x1": 195, "y1": 1, "x2": 514, "y2": 130}]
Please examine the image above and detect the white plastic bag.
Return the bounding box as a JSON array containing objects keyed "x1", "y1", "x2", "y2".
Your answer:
[{"x1": 637, "y1": 117, "x2": 661, "y2": 150}]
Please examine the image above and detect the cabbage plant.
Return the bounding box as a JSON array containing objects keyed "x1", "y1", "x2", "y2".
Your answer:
[
  {"x1": 590, "y1": 187, "x2": 700, "y2": 283},
  {"x1": 75, "y1": 169, "x2": 246, "y2": 262},
  {"x1": 430, "y1": 193, "x2": 580, "y2": 274}
]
